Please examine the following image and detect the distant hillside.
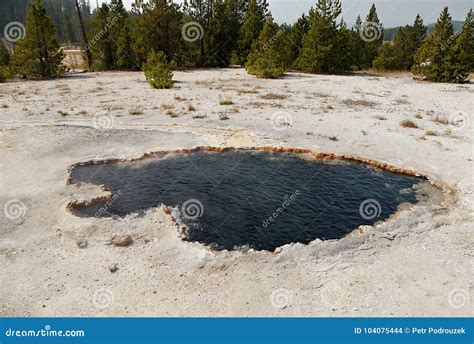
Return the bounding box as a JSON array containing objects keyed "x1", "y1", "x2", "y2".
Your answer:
[{"x1": 384, "y1": 21, "x2": 464, "y2": 41}]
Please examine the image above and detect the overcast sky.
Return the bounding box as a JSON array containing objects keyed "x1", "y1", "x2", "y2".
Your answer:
[{"x1": 97, "y1": 0, "x2": 473, "y2": 27}]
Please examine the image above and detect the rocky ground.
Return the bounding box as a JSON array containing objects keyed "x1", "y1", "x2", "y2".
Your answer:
[{"x1": 0, "y1": 69, "x2": 472, "y2": 316}]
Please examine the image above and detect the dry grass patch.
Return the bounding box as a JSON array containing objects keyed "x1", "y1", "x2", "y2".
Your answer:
[
  {"x1": 129, "y1": 107, "x2": 144, "y2": 115},
  {"x1": 58, "y1": 110, "x2": 70, "y2": 117},
  {"x1": 433, "y1": 115, "x2": 450, "y2": 125},
  {"x1": 187, "y1": 103, "x2": 196, "y2": 112},
  {"x1": 261, "y1": 93, "x2": 288, "y2": 100},
  {"x1": 219, "y1": 96, "x2": 234, "y2": 105},
  {"x1": 374, "y1": 115, "x2": 387, "y2": 121},
  {"x1": 174, "y1": 95, "x2": 187, "y2": 102},
  {"x1": 425, "y1": 130, "x2": 438, "y2": 136},
  {"x1": 162, "y1": 103, "x2": 175, "y2": 110},
  {"x1": 400, "y1": 120, "x2": 418, "y2": 129},
  {"x1": 343, "y1": 98, "x2": 378, "y2": 108},
  {"x1": 166, "y1": 110, "x2": 179, "y2": 118},
  {"x1": 192, "y1": 114, "x2": 207, "y2": 119},
  {"x1": 238, "y1": 88, "x2": 259, "y2": 94},
  {"x1": 219, "y1": 113, "x2": 230, "y2": 120},
  {"x1": 313, "y1": 92, "x2": 330, "y2": 98}
]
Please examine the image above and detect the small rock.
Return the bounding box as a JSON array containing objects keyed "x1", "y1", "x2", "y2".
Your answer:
[
  {"x1": 108, "y1": 263, "x2": 119, "y2": 273},
  {"x1": 111, "y1": 234, "x2": 133, "y2": 247},
  {"x1": 76, "y1": 239, "x2": 88, "y2": 249}
]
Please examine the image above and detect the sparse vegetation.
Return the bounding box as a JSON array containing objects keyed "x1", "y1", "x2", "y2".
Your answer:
[
  {"x1": 261, "y1": 93, "x2": 288, "y2": 100},
  {"x1": 143, "y1": 50, "x2": 175, "y2": 89},
  {"x1": 58, "y1": 110, "x2": 70, "y2": 117},
  {"x1": 433, "y1": 115, "x2": 450, "y2": 125},
  {"x1": 187, "y1": 103, "x2": 196, "y2": 112},
  {"x1": 219, "y1": 97, "x2": 234, "y2": 105},
  {"x1": 375, "y1": 115, "x2": 387, "y2": 121},
  {"x1": 129, "y1": 107, "x2": 144, "y2": 115},
  {"x1": 400, "y1": 120, "x2": 419, "y2": 128},
  {"x1": 343, "y1": 99, "x2": 377, "y2": 108},
  {"x1": 425, "y1": 130, "x2": 438, "y2": 136},
  {"x1": 219, "y1": 113, "x2": 230, "y2": 120}
]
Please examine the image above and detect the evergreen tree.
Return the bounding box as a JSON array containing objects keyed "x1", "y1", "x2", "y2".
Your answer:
[
  {"x1": 373, "y1": 16, "x2": 426, "y2": 71},
  {"x1": 296, "y1": 0, "x2": 351, "y2": 74},
  {"x1": 238, "y1": 0, "x2": 269, "y2": 64},
  {"x1": 117, "y1": 25, "x2": 136, "y2": 69},
  {"x1": 360, "y1": 3, "x2": 383, "y2": 68},
  {"x1": 287, "y1": 14, "x2": 309, "y2": 67},
  {"x1": 88, "y1": 3, "x2": 115, "y2": 69},
  {"x1": 0, "y1": 43, "x2": 11, "y2": 67},
  {"x1": 452, "y1": 9, "x2": 474, "y2": 72},
  {"x1": 245, "y1": 17, "x2": 288, "y2": 78},
  {"x1": 12, "y1": 0, "x2": 64, "y2": 78},
  {"x1": 110, "y1": 0, "x2": 136, "y2": 69},
  {"x1": 143, "y1": 50, "x2": 175, "y2": 89},
  {"x1": 132, "y1": 0, "x2": 183, "y2": 66},
  {"x1": 412, "y1": 7, "x2": 468, "y2": 83}
]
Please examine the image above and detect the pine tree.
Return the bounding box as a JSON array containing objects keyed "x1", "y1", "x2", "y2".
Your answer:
[
  {"x1": 360, "y1": 3, "x2": 383, "y2": 68},
  {"x1": 117, "y1": 25, "x2": 136, "y2": 69},
  {"x1": 132, "y1": 0, "x2": 183, "y2": 66},
  {"x1": 238, "y1": 0, "x2": 269, "y2": 64},
  {"x1": 88, "y1": 3, "x2": 115, "y2": 70},
  {"x1": 0, "y1": 43, "x2": 11, "y2": 67},
  {"x1": 373, "y1": 15, "x2": 426, "y2": 71},
  {"x1": 143, "y1": 50, "x2": 175, "y2": 89},
  {"x1": 412, "y1": 7, "x2": 467, "y2": 83},
  {"x1": 287, "y1": 14, "x2": 309, "y2": 67},
  {"x1": 12, "y1": 0, "x2": 64, "y2": 78},
  {"x1": 110, "y1": 0, "x2": 136, "y2": 69},
  {"x1": 245, "y1": 17, "x2": 288, "y2": 78},
  {"x1": 452, "y1": 9, "x2": 474, "y2": 72},
  {"x1": 296, "y1": 0, "x2": 351, "y2": 74}
]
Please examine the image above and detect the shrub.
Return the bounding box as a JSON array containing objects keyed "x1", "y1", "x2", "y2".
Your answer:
[
  {"x1": 245, "y1": 18, "x2": 288, "y2": 79},
  {"x1": 400, "y1": 120, "x2": 418, "y2": 128},
  {"x1": 143, "y1": 50, "x2": 175, "y2": 89}
]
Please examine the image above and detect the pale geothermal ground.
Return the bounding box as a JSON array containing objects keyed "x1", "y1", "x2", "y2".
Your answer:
[{"x1": 0, "y1": 69, "x2": 473, "y2": 317}]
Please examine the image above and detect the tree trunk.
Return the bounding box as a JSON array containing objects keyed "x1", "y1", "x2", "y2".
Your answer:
[{"x1": 74, "y1": 0, "x2": 93, "y2": 71}]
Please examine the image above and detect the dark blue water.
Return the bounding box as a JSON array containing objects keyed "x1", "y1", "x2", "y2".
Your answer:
[{"x1": 69, "y1": 149, "x2": 426, "y2": 251}]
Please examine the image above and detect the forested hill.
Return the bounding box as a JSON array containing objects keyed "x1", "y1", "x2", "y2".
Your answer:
[
  {"x1": 384, "y1": 21, "x2": 464, "y2": 41},
  {"x1": 0, "y1": 0, "x2": 92, "y2": 44}
]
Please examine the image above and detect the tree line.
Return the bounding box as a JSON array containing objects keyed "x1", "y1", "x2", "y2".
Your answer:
[{"x1": 0, "y1": 0, "x2": 472, "y2": 84}]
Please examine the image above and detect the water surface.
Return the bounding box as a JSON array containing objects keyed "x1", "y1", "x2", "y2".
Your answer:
[{"x1": 70, "y1": 149, "x2": 429, "y2": 251}]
